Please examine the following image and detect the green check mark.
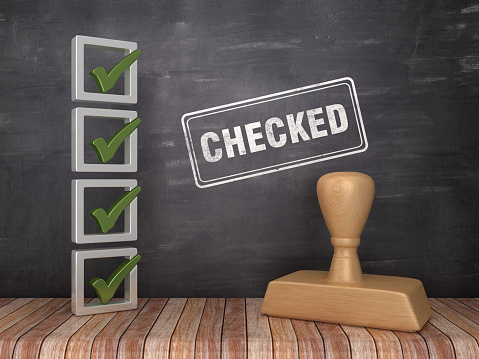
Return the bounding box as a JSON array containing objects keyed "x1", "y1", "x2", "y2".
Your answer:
[
  {"x1": 90, "y1": 254, "x2": 141, "y2": 304},
  {"x1": 90, "y1": 118, "x2": 141, "y2": 163},
  {"x1": 90, "y1": 49, "x2": 142, "y2": 93},
  {"x1": 90, "y1": 186, "x2": 141, "y2": 233}
]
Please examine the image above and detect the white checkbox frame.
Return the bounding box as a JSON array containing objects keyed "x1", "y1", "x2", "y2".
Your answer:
[
  {"x1": 72, "y1": 179, "x2": 138, "y2": 244},
  {"x1": 72, "y1": 107, "x2": 138, "y2": 172},
  {"x1": 72, "y1": 247, "x2": 138, "y2": 315},
  {"x1": 72, "y1": 35, "x2": 138, "y2": 104}
]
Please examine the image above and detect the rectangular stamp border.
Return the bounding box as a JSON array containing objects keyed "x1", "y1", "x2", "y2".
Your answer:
[{"x1": 181, "y1": 77, "x2": 368, "y2": 188}]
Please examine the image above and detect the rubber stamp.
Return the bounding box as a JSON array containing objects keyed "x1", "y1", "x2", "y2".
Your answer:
[{"x1": 262, "y1": 172, "x2": 431, "y2": 331}]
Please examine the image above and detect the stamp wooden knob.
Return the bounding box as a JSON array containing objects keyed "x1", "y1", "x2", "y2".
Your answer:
[{"x1": 317, "y1": 172, "x2": 375, "y2": 283}]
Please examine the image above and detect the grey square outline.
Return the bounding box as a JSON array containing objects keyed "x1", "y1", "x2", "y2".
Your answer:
[
  {"x1": 72, "y1": 247, "x2": 138, "y2": 316},
  {"x1": 72, "y1": 35, "x2": 138, "y2": 104},
  {"x1": 72, "y1": 179, "x2": 138, "y2": 244},
  {"x1": 72, "y1": 107, "x2": 138, "y2": 172}
]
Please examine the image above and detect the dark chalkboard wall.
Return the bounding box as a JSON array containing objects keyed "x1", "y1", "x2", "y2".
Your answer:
[{"x1": 0, "y1": 0, "x2": 478, "y2": 298}]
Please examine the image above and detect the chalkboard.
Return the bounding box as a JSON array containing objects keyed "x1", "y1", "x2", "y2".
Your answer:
[{"x1": 0, "y1": 0, "x2": 478, "y2": 298}]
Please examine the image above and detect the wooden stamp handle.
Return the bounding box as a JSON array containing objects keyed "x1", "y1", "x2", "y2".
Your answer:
[{"x1": 317, "y1": 172, "x2": 375, "y2": 283}]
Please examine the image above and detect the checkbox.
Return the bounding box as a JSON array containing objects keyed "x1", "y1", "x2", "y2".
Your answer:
[
  {"x1": 72, "y1": 35, "x2": 138, "y2": 104},
  {"x1": 72, "y1": 247, "x2": 138, "y2": 315},
  {"x1": 72, "y1": 107, "x2": 138, "y2": 172},
  {"x1": 72, "y1": 179, "x2": 138, "y2": 244}
]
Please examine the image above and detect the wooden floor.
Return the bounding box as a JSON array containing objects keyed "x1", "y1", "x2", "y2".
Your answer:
[{"x1": 0, "y1": 298, "x2": 478, "y2": 358}]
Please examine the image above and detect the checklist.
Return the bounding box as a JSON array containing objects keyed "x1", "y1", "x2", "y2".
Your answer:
[{"x1": 71, "y1": 35, "x2": 142, "y2": 315}]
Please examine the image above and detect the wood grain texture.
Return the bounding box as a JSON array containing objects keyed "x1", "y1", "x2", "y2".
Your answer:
[
  {"x1": 0, "y1": 298, "x2": 478, "y2": 358},
  {"x1": 117, "y1": 298, "x2": 167, "y2": 359},
  {"x1": 195, "y1": 298, "x2": 225, "y2": 359},
  {"x1": 170, "y1": 298, "x2": 206, "y2": 359},
  {"x1": 392, "y1": 330, "x2": 428, "y2": 359},
  {"x1": 38, "y1": 308, "x2": 94, "y2": 359},
  {"x1": 341, "y1": 325, "x2": 377, "y2": 359},
  {"x1": 91, "y1": 298, "x2": 149, "y2": 359},
  {"x1": 221, "y1": 298, "x2": 246, "y2": 359},
  {"x1": 64, "y1": 311, "x2": 117, "y2": 359},
  {"x1": 317, "y1": 172, "x2": 375, "y2": 283},
  {"x1": 0, "y1": 299, "x2": 14, "y2": 309},
  {"x1": 0, "y1": 298, "x2": 68, "y2": 359},
  {"x1": 366, "y1": 328, "x2": 403, "y2": 359},
  {"x1": 430, "y1": 299, "x2": 479, "y2": 344},
  {"x1": 0, "y1": 299, "x2": 35, "y2": 320},
  {"x1": 268, "y1": 316, "x2": 298, "y2": 359},
  {"x1": 246, "y1": 298, "x2": 273, "y2": 359},
  {"x1": 417, "y1": 322, "x2": 454, "y2": 358},
  {"x1": 143, "y1": 298, "x2": 187, "y2": 359},
  {"x1": 0, "y1": 298, "x2": 52, "y2": 333},
  {"x1": 291, "y1": 319, "x2": 324, "y2": 359},
  {"x1": 315, "y1": 322, "x2": 351, "y2": 359},
  {"x1": 427, "y1": 310, "x2": 479, "y2": 358},
  {"x1": 262, "y1": 270, "x2": 431, "y2": 331},
  {"x1": 12, "y1": 300, "x2": 81, "y2": 359},
  {"x1": 439, "y1": 298, "x2": 479, "y2": 324},
  {"x1": 457, "y1": 298, "x2": 479, "y2": 312}
]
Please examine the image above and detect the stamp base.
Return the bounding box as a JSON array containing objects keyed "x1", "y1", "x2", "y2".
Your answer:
[{"x1": 261, "y1": 270, "x2": 431, "y2": 332}]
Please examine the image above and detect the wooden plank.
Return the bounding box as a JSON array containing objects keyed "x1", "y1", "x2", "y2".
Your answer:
[
  {"x1": 246, "y1": 298, "x2": 273, "y2": 359},
  {"x1": 430, "y1": 299, "x2": 479, "y2": 343},
  {"x1": 315, "y1": 322, "x2": 351, "y2": 359},
  {"x1": 0, "y1": 299, "x2": 15, "y2": 308},
  {"x1": 366, "y1": 328, "x2": 403, "y2": 359},
  {"x1": 428, "y1": 310, "x2": 479, "y2": 357},
  {"x1": 196, "y1": 298, "x2": 225, "y2": 359},
  {"x1": 221, "y1": 298, "x2": 246, "y2": 359},
  {"x1": 170, "y1": 298, "x2": 206, "y2": 359},
  {"x1": 143, "y1": 298, "x2": 187, "y2": 359},
  {"x1": 457, "y1": 298, "x2": 479, "y2": 312},
  {"x1": 0, "y1": 298, "x2": 35, "y2": 320},
  {"x1": 38, "y1": 300, "x2": 97, "y2": 359},
  {"x1": 341, "y1": 325, "x2": 377, "y2": 359},
  {"x1": 291, "y1": 319, "x2": 324, "y2": 359},
  {"x1": 91, "y1": 298, "x2": 149, "y2": 359},
  {"x1": 269, "y1": 316, "x2": 298, "y2": 359},
  {"x1": 64, "y1": 311, "x2": 117, "y2": 359},
  {"x1": 0, "y1": 298, "x2": 53, "y2": 333},
  {"x1": 0, "y1": 297, "x2": 477, "y2": 359},
  {"x1": 417, "y1": 322, "x2": 455, "y2": 358},
  {"x1": 0, "y1": 298, "x2": 69, "y2": 359},
  {"x1": 13, "y1": 300, "x2": 86, "y2": 359},
  {"x1": 439, "y1": 298, "x2": 479, "y2": 324},
  {"x1": 117, "y1": 298, "x2": 167, "y2": 359},
  {"x1": 392, "y1": 331, "x2": 428, "y2": 359}
]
